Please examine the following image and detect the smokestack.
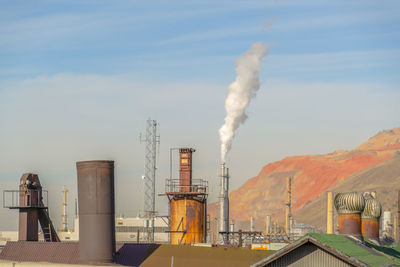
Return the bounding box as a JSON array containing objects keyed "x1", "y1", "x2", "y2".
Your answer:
[
  {"x1": 218, "y1": 163, "x2": 229, "y2": 244},
  {"x1": 77, "y1": 160, "x2": 115, "y2": 264},
  {"x1": 285, "y1": 177, "x2": 292, "y2": 234},
  {"x1": 327, "y1": 192, "x2": 333, "y2": 234},
  {"x1": 168, "y1": 148, "x2": 208, "y2": 244},
  {"x1": 250, "y1": 216, "x2": 255, "y2": 232},
  {"x1": 179, "y1": 148, "x2": 195, "y2": 192},
  {"x1": 230, "y1": 220, "x2": 235, "y2": 233},
  {"x1": 361, "y1": 193, "x2": 382, "y2": 241},
  {"x1": 266, "y1": 215, "x2": 271, "y2": 234},
  {"x1": 334, "y1": 192, "x2": 365, "y2": 240}
]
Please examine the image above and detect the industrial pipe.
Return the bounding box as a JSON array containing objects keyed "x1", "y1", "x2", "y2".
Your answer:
[{"x1": 327, "y1": 192, "x2": 333, "y2": 234}]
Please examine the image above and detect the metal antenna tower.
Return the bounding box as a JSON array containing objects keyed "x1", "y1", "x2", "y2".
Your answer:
[
  {"x1": 61, "y1": 186, "x2": 68, "y2": 232},
  {"x1": 140, "y1": 118, "x2": 160, "y2": 243}
]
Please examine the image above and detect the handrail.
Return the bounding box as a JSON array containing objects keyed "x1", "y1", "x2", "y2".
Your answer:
[{"x1": 3, "y1": 189, "x2": 48, "y2": 208}]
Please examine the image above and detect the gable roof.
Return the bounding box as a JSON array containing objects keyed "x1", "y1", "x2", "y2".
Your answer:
[{"x1": 251, "y1": 233, "x2": 400, "y2": 267}]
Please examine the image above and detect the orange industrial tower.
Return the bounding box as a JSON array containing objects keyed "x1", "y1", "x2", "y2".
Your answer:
[{"x1": 166, "y1": 148, "x2": 208, "y2": 244}]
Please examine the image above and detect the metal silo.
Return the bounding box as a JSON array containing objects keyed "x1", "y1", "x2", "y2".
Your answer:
[
  {"x1": 361, "y1": 193, "x2": 381, "y2": 241},
  {"x1": 77, "y1": 160, "x2": 115, "y2": 264},
  {"x1": 166, "y1": 148, "x2": 208, "y2": 245},
  {"x1": 334, "y1": 192, "x2": 365, "y2": 240}
]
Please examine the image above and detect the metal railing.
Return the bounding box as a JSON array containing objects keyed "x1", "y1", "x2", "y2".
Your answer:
[
  {"x1": 165, "y1": 179, "x2": 208, "y2": 194},
  {"x1": 3, "y1": 189, "x2": 48, "y2": 209}
]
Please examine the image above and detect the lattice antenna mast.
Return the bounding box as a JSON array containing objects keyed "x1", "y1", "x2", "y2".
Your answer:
[
  {"x1": 61, "y1": 186, "x2": 68, "y2": 232},
  {"x1": 140, "y1": 118, "x2": 160, "y2": 243}
]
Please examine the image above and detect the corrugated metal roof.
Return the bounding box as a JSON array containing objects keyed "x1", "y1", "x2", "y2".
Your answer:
[
  {"x1": 251, "y1": 234, "x2": 400, "y2": 267},
  {"x1": 140, "y1": 244, "x2": 274, "y2": 267},
  {"x1": 0, "y1": 241, "x2": 274, "y2": 267},
  {"x1": 115, "y1": 243, "x2": 159, "y2": 266},
  {"x1": 0, "y1": 241, "x2": 80, "y2": 264}
]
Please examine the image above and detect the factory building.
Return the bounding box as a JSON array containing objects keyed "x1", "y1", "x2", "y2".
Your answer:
[
  {"x1": 116, "y1": 216, "x2": 169, "y2": 243},
  {"x1": 251, "y1": 233, "x2": 400, "y2": 267}
]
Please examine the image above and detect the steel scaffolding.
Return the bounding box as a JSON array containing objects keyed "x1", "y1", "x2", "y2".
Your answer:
[{"x1": 140, "y1": 118, "x2": 159, "y2": 243}]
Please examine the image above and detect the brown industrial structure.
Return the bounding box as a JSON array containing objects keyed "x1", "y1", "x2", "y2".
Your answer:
[
  {"x1": 4, "y1": 173, "x2": 59, "y2": 242},
  {"x1": 361, "y1": 193, "x2": 382, "y2": 241},
  {"x1": 77, "y1": 160, "x2": 116, "y2": 264},
  {"x1": 166, "y1": 148, "x2": 208, "y2": 244},
  {"x1": 334, "y1": 192, "x2": 365, "y2": 240}
]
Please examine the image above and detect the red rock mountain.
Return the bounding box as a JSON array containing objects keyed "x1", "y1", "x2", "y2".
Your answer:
[{"x1": 208, "y1": 127, "x2": 400, "y2": 230}]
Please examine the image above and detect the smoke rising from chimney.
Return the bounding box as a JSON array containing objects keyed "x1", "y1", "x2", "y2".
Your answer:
[{"x1": 219, "y1": 42, "x2": 267, "y2": 163}]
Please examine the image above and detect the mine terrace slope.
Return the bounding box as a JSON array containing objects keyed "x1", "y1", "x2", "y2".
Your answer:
[{"x1": 208, "y1": 127, "x2": 400, "y2": 230}]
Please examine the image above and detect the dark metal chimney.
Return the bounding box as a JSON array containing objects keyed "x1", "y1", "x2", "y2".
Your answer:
[{"x1": 77, "y1": 160, "x2": 115, "y2": 264}]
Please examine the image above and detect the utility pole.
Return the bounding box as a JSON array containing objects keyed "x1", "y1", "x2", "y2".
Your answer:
[
  {"x1": 140, "y1": 118, "x2": 160, "y2": 243},
  {"x1": 285, "y1": 176, "x2": 292, "y2": 236}
]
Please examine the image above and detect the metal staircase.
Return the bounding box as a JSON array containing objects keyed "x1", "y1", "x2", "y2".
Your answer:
[{"x1": 38, "y1": 200, "x2": 60, "y2": 242}]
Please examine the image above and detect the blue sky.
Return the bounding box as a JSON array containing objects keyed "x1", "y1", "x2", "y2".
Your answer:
[{"x1": 0, "y1": 0, "x2": 399, "y2": 230}]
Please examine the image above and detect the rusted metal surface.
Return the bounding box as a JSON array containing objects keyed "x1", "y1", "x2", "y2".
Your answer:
[
  {"x1": 38, "y1": 206, "x2": 60, "y2": 242},
  {"x1": 166, "y1": 147, "x2": 208, "y2": 245},
  {"x1": 334, "y1": 192, "x2": 365, "y2": 240},
  {"x1": 18, "y1": 174, "x2": 41, "y2": 242},
  {"x1": 10, "y1": 173, "x2": 59, "y2": 242},
  {"x1": 77, "y1": 160, "x2": 115, "y2": 264},
  {"x1": 165, "y1": 179, "x2": 208, "y2": 195},
  {"x1": 361, "y1": 218, "x2": 379, "y2": 241},
  {"x1": 179, "y1": 148, "x2": 195, "y2": 192},
  {"x1": 361, "y1": 193, "x2": 381, "y2": 241},
  {"x1": 338, "y1": 213, "x2": 363, "y2": 239},
  {"x1": 170, "y1": 198, "x2": 206, "y2": 244},
  {"x1": 18, "y1": 209, "x2": 39, "y2": 241}
]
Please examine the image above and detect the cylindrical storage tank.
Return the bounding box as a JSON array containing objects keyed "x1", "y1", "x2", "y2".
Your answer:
[
  {"x1": 382, "y1": 211, "x2": 393, "y2": 238},
  {"x1": 77, "y1": 160, "x2": 115, "y2": 264},
  {"x1": 334, "y1": 192, "x2": 365, "y2": 240},
  {"x1": 170, "y1": 198, "x2": 206, "y2": 244},
  {"x1": 361, "y1": 194, "x2": 382, "y2": 241}
]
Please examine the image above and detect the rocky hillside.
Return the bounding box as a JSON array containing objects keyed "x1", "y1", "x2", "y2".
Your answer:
[{"x1": 208, "y1": 128, "x2": 400, "y2": 231}]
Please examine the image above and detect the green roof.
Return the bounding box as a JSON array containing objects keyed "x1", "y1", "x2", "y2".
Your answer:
[{"x1": 308, "y1": 233, "x2": 400, "y2": 267}]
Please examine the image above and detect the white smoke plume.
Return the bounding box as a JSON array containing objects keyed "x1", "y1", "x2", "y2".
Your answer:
[{"x1": 219, "y1": 42, "x2": 267, "y2": 163}]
